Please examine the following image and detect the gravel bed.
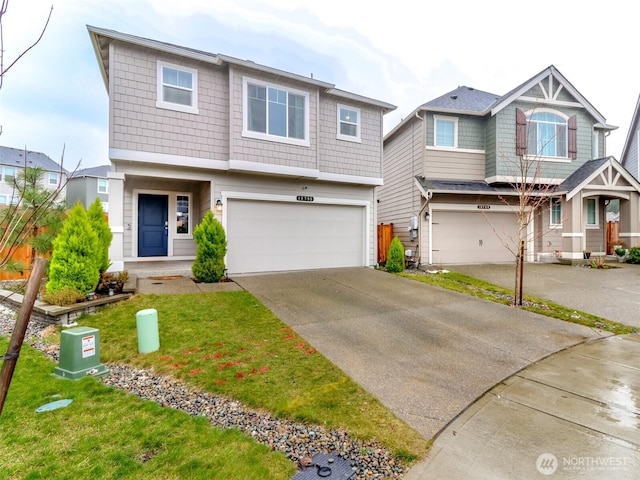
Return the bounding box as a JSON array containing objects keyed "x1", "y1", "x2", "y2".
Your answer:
[{"x1": 0, "y1": 304, "x2": 408, "y2": 479}]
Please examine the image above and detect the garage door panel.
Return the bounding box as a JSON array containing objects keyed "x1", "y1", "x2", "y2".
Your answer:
[
  {"x1": 432, "y1": 211, "x2": 515, "y2": 264},
  {"x1": 227, "y1": 200, "x2": 364, "y2": 274}
]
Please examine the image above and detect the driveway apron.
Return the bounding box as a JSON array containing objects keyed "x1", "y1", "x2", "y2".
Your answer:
[{"x1": 235, "y1": 267, "x2": 607, "y2": 440}]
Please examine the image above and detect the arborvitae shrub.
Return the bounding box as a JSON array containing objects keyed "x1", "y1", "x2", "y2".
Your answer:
[
  {"x1": 386, "y1": 236, "x2": 405, "y2": 273},
  {"x1": 46, "y1": 202, "x2": 100, "y2": 295},
  {"x1": 87, "y1": 198, "x2": 112, "y2": 273},
  {"x1": 192, "y1": 211, "x2": 227, "y2": 283}
]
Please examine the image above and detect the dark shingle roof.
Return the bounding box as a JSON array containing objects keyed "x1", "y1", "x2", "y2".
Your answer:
[
  {"x1": 415, "y1": 176, "x2": 517, "y2": 194},
  {"x1": 422, "y1": 86, "x2": 501, "y2": 114},
  {"x1": 71, "y1": 165, "x2": 111, "y2": 178},
  {"x1": 0, "y1": 146, "x2": 67, "y2": 173},
  {"x1": 557, "y1": 157, "x2": 610, "y2": 193}
]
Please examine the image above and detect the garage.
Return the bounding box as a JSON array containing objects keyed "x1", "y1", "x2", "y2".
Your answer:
[
  {"x1": 431, "y1": 209, "x2": 517, "y2": 264},
  {"x1": 226, "y1": 199, "x2": 366, "y2": 274}
]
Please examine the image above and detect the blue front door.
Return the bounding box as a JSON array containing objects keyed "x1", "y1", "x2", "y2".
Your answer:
[{"x1": 138, "y1": 194, "x2": 168, "y2": 257}]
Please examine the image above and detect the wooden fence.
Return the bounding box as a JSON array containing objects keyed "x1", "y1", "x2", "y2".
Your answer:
[
  {"x1": 377, "y1": 223, "x2": 393, "y2": 264},
  {"x1": 606, "y1": 221, "x2": 620, "y2": 254},
  {"x1": 0, "y1": 245, "x2": 33, "y2": 281}
]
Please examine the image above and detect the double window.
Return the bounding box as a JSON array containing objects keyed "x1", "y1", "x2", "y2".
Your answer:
[
  {"x1": 337, "y1": 104, "x2": 361, "y2": 142},
  {"x1": 527, "y1": 112, "x2": 567, "y2": 157},
  {"x1": 157, "y1": 61, "x2": 198, "y2": 114},
  {"x1": 243, "y1": 77, "x2": 309, "y2": 146},
  {"x1": 434, "y1": 115, "x2": 458, "y2": 148}
]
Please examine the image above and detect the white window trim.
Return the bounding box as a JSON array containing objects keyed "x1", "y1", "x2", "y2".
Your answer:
[
  {"x1": 175, "y1": 193, "x2": 192, "y2": 238},
  {"x1": 592, "y1": 130, "x2": 599, "y2": 159},
  {"x1": 156, "y1": 61, "x2": 199, "y2": 115},
  {"x1": 433, "y1": 115, "x2": 458, "y2": 148},
  {"x1": 585, "y1": 197, "x2": 599, "y2": 228},
  {"x1": 242, "y1": 76, "x2": 310, "y2": 147},
  {"x1": 48, "y1": 172, "x2": 59, "y2": 186},
  {"x1": 549, "y1": 196, "x2": 563, "y2": 228},
  {"x1": 336, "y1": 104, "x2": 361, "y2": 143},
  {"x1": 97, "y1": 178, "x2": 108, "y2": 194}
]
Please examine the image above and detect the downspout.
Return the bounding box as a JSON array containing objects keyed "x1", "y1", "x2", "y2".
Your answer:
[{"x1": 412, "y1": 111, "x2": 424, "y2": 263}]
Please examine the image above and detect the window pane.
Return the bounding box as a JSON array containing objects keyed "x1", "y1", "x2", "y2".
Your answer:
[
  {"x1": 0, "y1": 195, "x2": 6, "y2": 205},
  {"x1": 163, "y1": 86, "x2": 192, "y2": 106},
  {"x1": 163, "y1": 67, "x2": 178, "y2": 86},
  {"x1": 340, "y1": 108, "x2": 357, "y2": 123},
  {"x1": 177, "y1": 71, "x2": 192, "y2": 89},
  {"x1": 4, "y1": 167, "x2": 15, "y2": 182},
  {"x1": 556, "y1": 124, "x2": 567, "y2": 156},
  {"x1": 248, "y1": 85, "x2": 266, "y2": 133},
  {"x1": 268, "y1": 88, "x2": 287, "y2": 137},
  {"x1": 98, "y1": 179, "x2": 108, "y2": 194},
  {"x1": 340, "y1": 123, "x2": 357, "y2": 136},
  {"x1": 288, "y1": 93, "x2": 305, "y2": 139},
  {"x1": 551, "y1": 198, "x2": 562, "y2": 225},
  {"x1": 177, "y1": 195, "x2": 189, "y2": 234},
  {"x1": 436, "y1": 119, "x2": 454, "y2": 147}
]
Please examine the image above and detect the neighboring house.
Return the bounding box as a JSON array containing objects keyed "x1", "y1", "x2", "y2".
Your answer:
[
  {"x1": 0, "y1": 145, "x2": 67, "y2": 205},
  {"x1": 379, "y1": 65, "x2": 640, "y2": 265},
  {"x1": 620, "y1": 94, "x2": 640, "y2": 180},
  {"x1": 66, "y1": 164, "x2": 111, "y2": 212},
  {"x1": 87, "y1": 26, "x2": 395, "y2": 274}
]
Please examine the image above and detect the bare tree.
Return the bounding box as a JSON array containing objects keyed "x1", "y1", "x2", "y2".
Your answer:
[
  {"x1": 486, "y1": 106, "x2": 567, "y2": 306},
  {"x1": 0, "y1": 1, "x2": 53, "y2": 90}
]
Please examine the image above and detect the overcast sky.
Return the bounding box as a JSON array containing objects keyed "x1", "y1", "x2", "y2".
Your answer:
[{"x1": 0, "y1": 0, "x2": 637, "y2": 169}]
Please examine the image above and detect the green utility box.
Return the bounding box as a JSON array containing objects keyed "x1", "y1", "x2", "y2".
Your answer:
[
  {"x1": 136, "y1": 308, "x2": 160, "y2": 354},
  {"x1": 53, "y1": 326, "x2": 109, "y2": 380}
]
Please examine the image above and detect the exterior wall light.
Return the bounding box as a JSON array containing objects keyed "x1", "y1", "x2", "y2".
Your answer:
[{"x1": 215, "y1": 199, "x2": 223, "y2": 212}]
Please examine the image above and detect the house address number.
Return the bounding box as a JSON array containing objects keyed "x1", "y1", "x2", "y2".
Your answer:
[
  {"x1": 296, "y1": 195, "x2": 315, "y2": 202},
  {"x1": 477, "y1": 205, "x2": 491, "y2": 210}
]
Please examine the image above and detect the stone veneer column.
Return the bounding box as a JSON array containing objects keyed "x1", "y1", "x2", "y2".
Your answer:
[{"x1": 107, "y1": 171, "x2": 125, "y2": 272}]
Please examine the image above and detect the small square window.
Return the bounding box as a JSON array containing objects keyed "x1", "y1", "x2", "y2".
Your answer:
[
  {"x1": 3, "y1": 166, "x2": 16, "y2": 183},
  {"x1": 48, "y1": 172, "x2": 59, "y2": 186},
  {"x1": 434, "y1": 115, "x2": 458, "y2": 148},
  {"x1": 156, "y1": 61, "x2": 199, "y2": 114},
  {"x1": 337, "y1": 104, "x2": 361, "y2": 142}
]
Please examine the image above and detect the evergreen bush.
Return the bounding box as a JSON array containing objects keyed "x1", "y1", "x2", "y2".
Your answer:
[
  {"x1": 627, "y1": 246, "x2": 640, "y2": 264},
  {"x1": 87, "y1": 198, "x2": 112, "y2": 273},
  {"x1": 386, "y1": 236, "x2": 405, "y2": 273},
  {"x1": 46, "y1": 202, "x2": 100, "y2": 295},
  {"x1": 192, "y1": 211, "x2": 227, "y2": 283}
]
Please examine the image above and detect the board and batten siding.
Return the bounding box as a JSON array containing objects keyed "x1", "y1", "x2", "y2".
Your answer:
[
  {"x1": 379, "y1": 117, "x2": 424, "y2": 249},
  {"x1": 110, "y1": 42, "x2": 229, "y2": 161}
]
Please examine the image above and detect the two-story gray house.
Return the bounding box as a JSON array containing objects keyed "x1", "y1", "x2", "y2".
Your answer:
[
  {"x1": 0, "y1": 145, "x2": 67, "y2": 205},
  {"x1": 379, "y1": 65, "x2": 640, "y2": 265},
  {"x1": 66, "y1": 165, "x2": 111, "y2": 212},
  {"x1": 87, "y1": 26, "x2": 395, "y2": 274}
]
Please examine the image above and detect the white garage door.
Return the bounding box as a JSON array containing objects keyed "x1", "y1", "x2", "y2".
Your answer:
[
  {"x1": 226, "y1": 199, "x2": 365, "y2": 274},
  {"x1": 431, "y1": 210, "x2": 516, "y2": 264}
]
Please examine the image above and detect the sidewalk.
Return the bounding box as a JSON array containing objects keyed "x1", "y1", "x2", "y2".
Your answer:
[{"x1": 405, "y1": 334, "x2": 640, "y2": 479}]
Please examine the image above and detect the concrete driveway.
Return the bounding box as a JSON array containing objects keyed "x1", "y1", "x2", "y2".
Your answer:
[
  {"x1": 235, "y1": 267, "x2": 607, "y2": 440},
  {"x1": 451, "y1": 263, "x2": 640, "y2": 329}
]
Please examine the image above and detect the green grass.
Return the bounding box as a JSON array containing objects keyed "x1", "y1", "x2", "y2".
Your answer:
[
  {"x1": 0, "y1": 338, "x2": 295, "y2": 480},
  {"x1": 400, "y1": 271, "x2": 636, "y2": 335}
]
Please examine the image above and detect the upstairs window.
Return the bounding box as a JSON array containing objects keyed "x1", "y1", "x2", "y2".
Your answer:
[
  {"x1": 337, "y1": 104, "x2": 361, "y2": 142},
  {"x1": 517, "y1": 108, "x2": 576, "y2": 159},
  {"x1": 243, "y1": 77, "x2": 309, "y2": 146},
  {"x1": 97, "y1": 178, "x2": 108, "y2": 194},
  {"x1": 157, "y1": 61, "x2": 198, "y2": 114},
  {"x1": 48, "y1": 172, "x2": 59, "y2": 186},
  {"x1": 434, "y1": 115, "x2": 458, "y2": 148},
  {"x1": 550, "y1": 197, "x2": 562, "y2": 226}
]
